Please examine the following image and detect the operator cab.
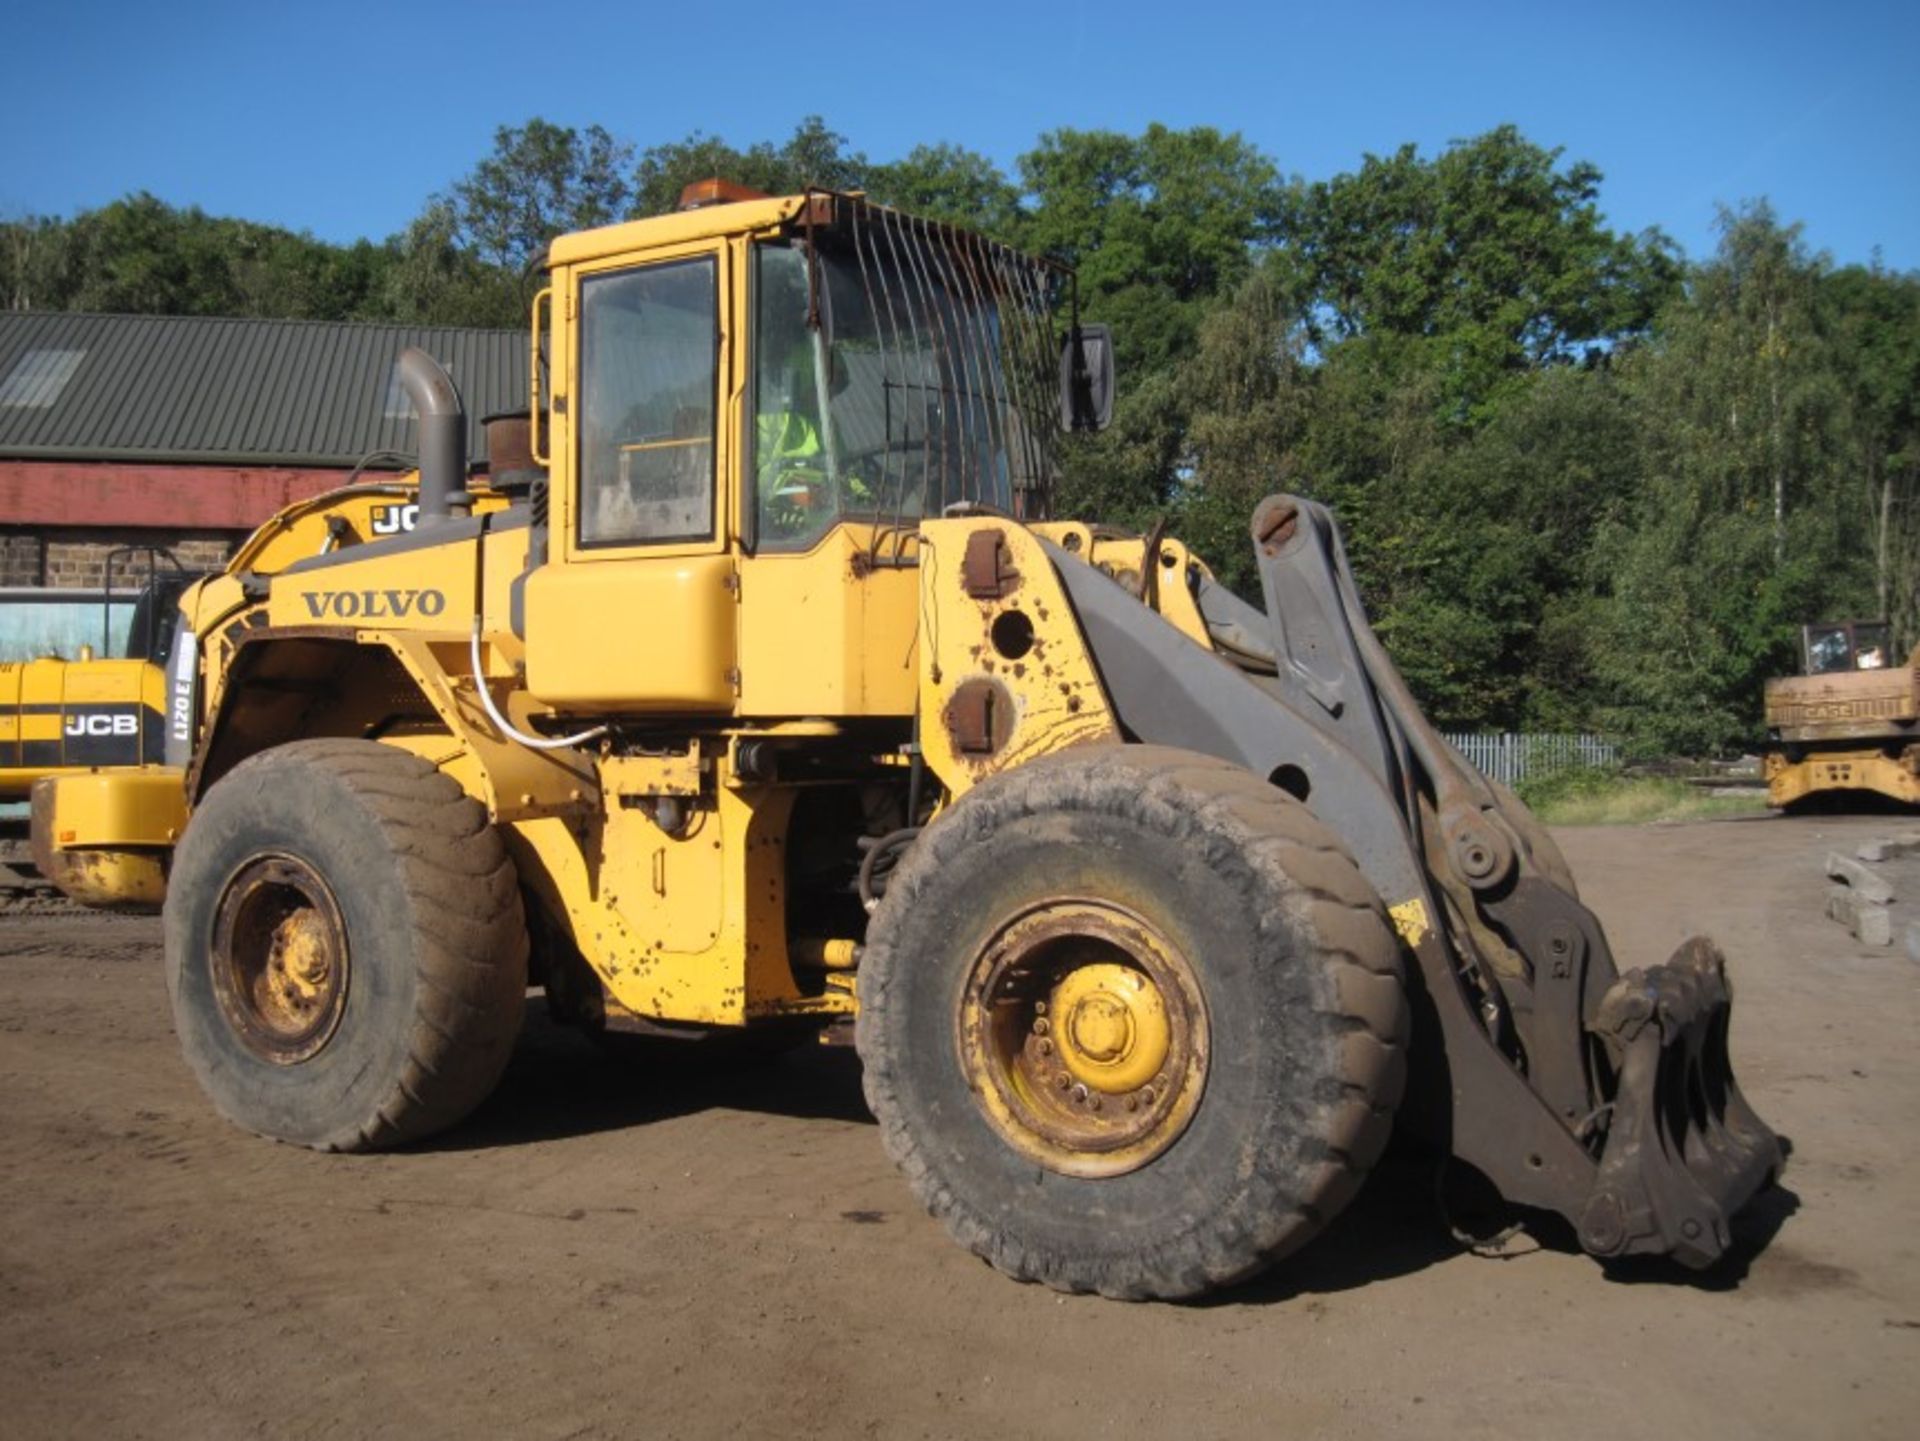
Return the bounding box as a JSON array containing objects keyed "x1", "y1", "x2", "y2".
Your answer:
[
  {"x1": 106, "y1": 547, "x2": 202, "y2": 671},
  {"x1": 1803, "y1": 619, "x2": 1892, "y2": 674},
  {"x1": 520, "y1": 185, "x2": 1113, "y2": 715},
  {"x1": 557, "y1": 188, "x2": 1109, "y2": 557}
]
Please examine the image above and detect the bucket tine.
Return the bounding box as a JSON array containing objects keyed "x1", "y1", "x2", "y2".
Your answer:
[{"x1": 1580, "y1": 938, "x2": 1782, "y2": 1268}]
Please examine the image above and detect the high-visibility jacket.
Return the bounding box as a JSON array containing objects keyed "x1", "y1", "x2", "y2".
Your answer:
[{"x1": 757, "y1": 408, "x2": 821, "y2": 476}]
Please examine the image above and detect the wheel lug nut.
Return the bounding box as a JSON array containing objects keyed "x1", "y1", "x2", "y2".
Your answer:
[
  {"x1": 1089, "y1": 1096, "x2": 1102, "y2": 1111},
  {"x1": 1070, "y1": 1083, "x2": 1089, "y2": 1105},
  {"x1": 1140, "y1": 1087, "x2": 1155, "y2": 1106},
  {"x1": 1033, "y1": 1018, "x2": 1050, "y2": 1037},
  {"x1": 1038, "y1": 1038, "x2": 1054, "y2": 1055},
  {"x1": 1056, "y1": 1073, "x2": 1072, "y2": 1091},
  {"x1": 1034, "y1": 1001, "x2": 1048, "y2": 1016},
  {"x1": 1126, "y1": 1095, "x2": 1139, "y2": 1112}
]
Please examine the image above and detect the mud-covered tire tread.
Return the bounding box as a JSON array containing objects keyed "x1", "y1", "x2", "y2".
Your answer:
[
  {"x1": 858, "y1": 744, "x2": 1408, "y2": 1300},
  {"x1": 164, "y1": 739, "x2": 526, "y2": 1152}
]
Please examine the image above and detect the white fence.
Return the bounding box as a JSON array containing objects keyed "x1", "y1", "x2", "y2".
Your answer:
[{"x1": 1440, "y1": 732, "x2": 1619, "y2": 787}]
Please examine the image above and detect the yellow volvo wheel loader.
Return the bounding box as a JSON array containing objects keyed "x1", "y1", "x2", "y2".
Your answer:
[{"x1": 70, "y1": 185, "x2": 1777, "y2": 1298}]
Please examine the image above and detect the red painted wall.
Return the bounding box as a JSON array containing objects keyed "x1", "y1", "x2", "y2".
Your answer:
[{"x1": 0, "y1": 460, "x2": 350, "y2": 531}]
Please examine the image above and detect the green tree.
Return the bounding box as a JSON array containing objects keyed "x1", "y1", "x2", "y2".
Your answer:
[
  {"x1": 1174, "y1": 255, "x2": 1315, "y2": 587},
  {"x1": 1820, "y1": 261, "x2": 1920, "y2": 647},
  {"x1": 631, "y1": 116, "x2": 868, "y2": 216},
  {"x1": 1590, "y1": 205, "x2": 1859, "y2": 751},
  {"x1": 1021, "y1": 125, "x2": 1290, "y2": 527},
  {"x1": 1, "y1": 213, "x2": 75, "y2": 311},
  {"x1": 37, "y1": 194, "x2": 387, "y2": 320},
  {"x1": 866, "y1": 144, "x2": 1021, "y2": 238},
  {"x1": 1291, "y1": 125, "x2": 1680, "y2": 418},
  {"x1": 451, "y1": 119, "x2": 634, "y2": 274},
  {"x1": 1020, "y1": 124, "x2": 1288, "y2": 372},
  {"x1": 57, "y1": 194, "x2": 242, "y2": 314},
  {"x1": 373, "y1": 200, "x2": 520, "y2": 328}
]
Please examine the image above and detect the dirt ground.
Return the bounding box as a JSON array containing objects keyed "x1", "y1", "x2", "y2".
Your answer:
[{"x1": 2, "y1": 813, "x2": 1916, "y2": 1440}]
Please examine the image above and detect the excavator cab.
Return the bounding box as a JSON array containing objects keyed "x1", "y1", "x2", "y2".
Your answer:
[
  {"x1": 105, "y1": 546, "x2": 200, "y2": 671},
  {"x1": 1765, "y1": 619, "x2": 1919, "y2": 808}
]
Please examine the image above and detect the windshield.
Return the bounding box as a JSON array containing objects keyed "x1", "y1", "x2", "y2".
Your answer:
[
  {"x1": 751, "y1": 208, "x2": 1062, "y2": 549},
  {"x1": 1807, "y1": 621, "x2": 1894, "y2": 674},
  {"x1": 1806, "y1": 625, "x2": 1853, "y2": 675}
]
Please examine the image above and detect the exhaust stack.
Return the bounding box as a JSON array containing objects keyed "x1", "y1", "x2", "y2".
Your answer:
[{"x1": 396, "y1": 348, "x2": 466, "y2": 527}]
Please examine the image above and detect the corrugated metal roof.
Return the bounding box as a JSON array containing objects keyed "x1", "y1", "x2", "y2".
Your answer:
[{"x1": 0, "y1": 312, "x2": 528, "y2": 468}]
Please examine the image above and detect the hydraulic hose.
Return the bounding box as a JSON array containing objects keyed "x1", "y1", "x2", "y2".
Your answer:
[{"x1": 467, "y1": 620, "x2": 608, "y2": 752}]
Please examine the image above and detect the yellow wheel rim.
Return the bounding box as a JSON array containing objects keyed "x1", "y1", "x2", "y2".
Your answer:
[
  {"x1": 1050, "y1": 962, "x2": 1172, "y2": 1096},
  {"x1": 958, "y1": 900, "x2": 1208, "y2": 1178},
  {"x1": 209, "y1": 853, "x2": 350, "y2": 1066}
]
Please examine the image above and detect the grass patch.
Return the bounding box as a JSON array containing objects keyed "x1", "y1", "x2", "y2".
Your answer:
[{"x1": 1516, "y1": 767, "x2": 1768, "y2": 826}]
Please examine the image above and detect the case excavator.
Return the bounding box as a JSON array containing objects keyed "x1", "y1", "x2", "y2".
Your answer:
[{"x1": 1763, "y1": 620, "x2": 1919, "y2": 809}]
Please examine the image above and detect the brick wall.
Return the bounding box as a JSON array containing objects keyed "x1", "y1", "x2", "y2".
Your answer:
[
  {"x1": 1, "y1": 532, "x2": 40, "y2": 587},
  {"x1": 0, "y1": 528, "x2": 239, "y2": 589}
]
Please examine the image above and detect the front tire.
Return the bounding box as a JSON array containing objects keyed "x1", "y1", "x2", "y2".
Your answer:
[
  {"x1": 164, "y1": 739, "x2": 527, "y2": 1151},
  {"x1": 857, "y1": 745, "x2": 1408, "y2": 1300}
]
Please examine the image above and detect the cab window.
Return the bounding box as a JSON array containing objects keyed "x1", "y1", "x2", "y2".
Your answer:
[
  {"x1": 1806, "y1": 625, "x2": 1852, "y2": 675},
  {"x1": 1853, "y1": 622, "x2": 1891, "y2": 670},
  {"x1": 577, "y1": 257, "x2": 718, "y2": 547}
]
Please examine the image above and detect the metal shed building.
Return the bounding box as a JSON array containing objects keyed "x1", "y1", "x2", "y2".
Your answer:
[{"x1": 0, "y1": 311, "x2": 526, "y2": 602}]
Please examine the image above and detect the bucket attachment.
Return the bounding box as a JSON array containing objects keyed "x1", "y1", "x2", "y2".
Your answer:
[
  {"x1": 1579, "y1": 938, "x2": 1781, "y2": 1267},
  {"x1": 1048, "y1": 492, "x2": 1785, "y2": 1269}
]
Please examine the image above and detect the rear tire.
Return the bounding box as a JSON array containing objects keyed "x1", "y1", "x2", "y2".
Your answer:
[
  {"x1": 164, "y1": 739, "x2": 527, "y2": 1151},
  {"x1": 858, "y1": 745, "x2": 1407, "y2": 1299}
]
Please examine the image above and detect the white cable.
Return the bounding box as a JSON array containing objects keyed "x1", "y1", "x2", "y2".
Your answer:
[{"x1": 468, "y1": 621, "x2": 608, "y2": 751}]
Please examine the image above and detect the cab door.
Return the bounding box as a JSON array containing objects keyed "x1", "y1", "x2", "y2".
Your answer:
[{"x1": 523, "y1": 241, "x2": 740, "y2": 712}]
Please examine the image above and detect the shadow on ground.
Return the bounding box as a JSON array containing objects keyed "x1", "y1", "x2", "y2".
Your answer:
[
  {"x1": 1597, "y1": 1167, "x2": 1802, "y2": 1292},
  {"x1": 1196, "y1": 1145, "x2": 1473, "y2": 1305},
  {"x1": 1781, "y1": 791, "x2": 1920, "y2": 819},
  {"x1": 421, "y1": 1009, "x2": 874, "y2": 1154},
  {"x1": 428, "y1": 1007, "x2": 1802, "y2": 1303}
]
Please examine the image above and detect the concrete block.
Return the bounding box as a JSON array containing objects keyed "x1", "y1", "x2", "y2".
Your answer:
[
  {"x1": 1825, "y1": 885, "x2": 1894, "y2": 946},
  {"x1": 1825, "y1": 852, "x2": 1895, "y2": 904},
  {"x1": 1856, "y1": 832, "x2": 1920, "y2": 864}
]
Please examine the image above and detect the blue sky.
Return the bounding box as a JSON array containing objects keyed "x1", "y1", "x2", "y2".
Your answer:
[{"x1": 4, "y1": 0, "x2": 1915, "y2": 269}]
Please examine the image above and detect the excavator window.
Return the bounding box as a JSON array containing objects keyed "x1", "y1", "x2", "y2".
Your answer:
[
  {"x1": 576, "y1": 256, "x2": 719, "y2": 547},
  {"x1": 123, "y1": 571, "x2": 197, "y2": 669},
  {"x1": 1806, "y1": 624, "x2": 1853, "y2": 674},
  {"x1": 1803, "y1": 620, "x2": 1894, "y2": 673}
]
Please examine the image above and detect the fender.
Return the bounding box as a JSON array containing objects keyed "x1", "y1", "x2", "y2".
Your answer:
[{"x1": 187, "y1": 626, "x2": 594, "y2": 826}]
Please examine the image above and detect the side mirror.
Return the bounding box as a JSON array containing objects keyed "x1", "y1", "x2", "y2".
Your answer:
[{"x1": 1059, "y1": 324, "x2": 1115, "y2": 432}]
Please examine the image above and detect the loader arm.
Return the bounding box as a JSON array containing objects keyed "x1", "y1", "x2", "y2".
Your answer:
[{"x1": 1049, "y1": 494, "x2": 1781, "y2": 1268}]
